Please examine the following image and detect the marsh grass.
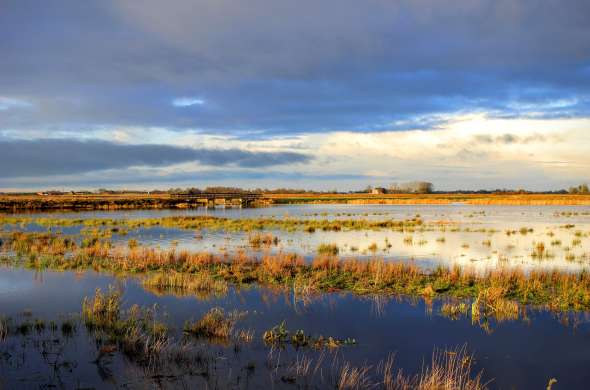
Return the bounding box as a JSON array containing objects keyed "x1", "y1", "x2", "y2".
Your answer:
[
  {"x1": 410, "y1": 345, "x2": 486, "y2": 390},
  {"x1": 6, "y1": 232, "x2": 590, "y2": 313},
  {"x1": 368, "y1": 242, "x2": 379, "y2": 252},
  {"x1": 82, "y1": 287, "x2": 170, "y2": 364},
  {"x1": 183, "y1": 307, "x2": 246, "y2": 339},
  {"x1": 531, "y1": 242, "x2": 553, "y2": 259},
  {"x1": 335, "y1": 345, "x2": 487, "y2": 389},
  {"x1": 249, "y1": 232, "x2": 280, "y2": 248},
  {"x1": 82, "y1": 287, "x2": 122, "y2": 327},
  {"x1": 317, "y1": 243, "x2": 339, "y2": 256},
  {"x1": 0, "y1": 215, "x2": 428, "y2": 234},
  {"x1": 142, "y1": 271, "x2": 228, "y2": 299}
]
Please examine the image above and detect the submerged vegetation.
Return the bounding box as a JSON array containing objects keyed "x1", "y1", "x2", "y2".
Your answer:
[{"x1": 263, "y1": 321, "x2": 356, "y2": 348}]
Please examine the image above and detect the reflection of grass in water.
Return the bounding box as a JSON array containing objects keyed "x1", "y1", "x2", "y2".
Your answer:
[
  {"x1": 1, "y1": 316, "x2": 77, "y2": 340},
  {"x1": 440, "y1": 302, "x2": 469, "y2": 319},
  {"x1": 471, "y1": 287, "x2": 520, "y2": 333},
  {"x1": 440, "y1": 288, "x2": 522, "y2": 334},
  {"x1": 0, "y1": 316, "x2": 8, "y2": 340}
]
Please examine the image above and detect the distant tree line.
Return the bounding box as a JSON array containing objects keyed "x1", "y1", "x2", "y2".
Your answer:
[
  {"x1": 3, "y1": 182, "x2": 589, "y2": 195},
  {"x1": 568, "y1": 183, "x2": 590, "y2": 194},
  {"x1": 388, "y1": 181, "x2": 434, "y2": 194},
  {"x1": 363, "y1": 182, "x2": 434, "y2": 194},
  {"x1": 165, "y1": 187, "x2": 327, "y2": 195}
]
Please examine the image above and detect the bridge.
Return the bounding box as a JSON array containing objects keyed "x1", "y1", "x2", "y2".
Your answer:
[{"x1": 170, "y1": 192, "x2": 269, "y2": 207}]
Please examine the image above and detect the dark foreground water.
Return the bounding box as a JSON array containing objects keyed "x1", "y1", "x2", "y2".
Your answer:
[{"x1": 1, "y1": 267, "x2": 590, "y2": 389}]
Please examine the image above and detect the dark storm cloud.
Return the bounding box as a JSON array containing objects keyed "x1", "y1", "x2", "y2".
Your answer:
[
  {"x1": 1, "y1": 0, "x2": 589, "y2": 135},
  {"x1": 0, "y1": 139, "x2": 310, "y2": 177}
]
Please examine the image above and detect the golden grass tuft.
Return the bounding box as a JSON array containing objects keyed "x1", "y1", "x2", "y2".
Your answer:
[{"x1": 183, "y1": 307, "x2": 246, "y2": 339}]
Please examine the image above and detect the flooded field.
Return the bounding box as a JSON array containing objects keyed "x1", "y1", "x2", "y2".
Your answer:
[
  {"x1": 2, "y1": 204, "x2": 590, "y2": 389},
  {"x1": 3, "y1": 204, "x2": 590, "y2": 272}
]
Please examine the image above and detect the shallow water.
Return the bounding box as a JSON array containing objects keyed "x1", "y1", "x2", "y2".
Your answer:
[
  {"x1": 3, "y1": 204, "x2": 590, "y2": 272},
  {"x1": 1, "y1": 267, "x2": 590, "y2": 389}
]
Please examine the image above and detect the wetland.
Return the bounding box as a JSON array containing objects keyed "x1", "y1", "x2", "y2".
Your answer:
[{"x1": 2, "y1": 204, "x2": 590, "y2": 389}]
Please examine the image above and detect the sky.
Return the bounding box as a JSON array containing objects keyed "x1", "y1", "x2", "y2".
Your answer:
[{"x1": 1, "y1": 0, "x2": 589, "y2": 192}]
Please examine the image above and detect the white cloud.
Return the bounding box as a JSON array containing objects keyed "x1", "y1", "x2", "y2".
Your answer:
[
  {"x1": 172, "y1": 97, "x2": 205, "y2": 107},
  {"x1": 0, "y1": 97, "x2": 32, "y2": 110}
]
